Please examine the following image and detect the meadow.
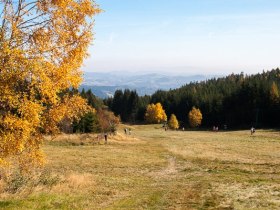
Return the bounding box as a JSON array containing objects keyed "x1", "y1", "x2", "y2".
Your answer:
[{"x1": 0, "y1": 125, "x2": 280, "y2": 209}]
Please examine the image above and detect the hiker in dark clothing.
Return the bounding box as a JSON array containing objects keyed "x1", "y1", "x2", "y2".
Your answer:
[{"x1": 104, "y1": 133, "x2": 108, "y2": 144}]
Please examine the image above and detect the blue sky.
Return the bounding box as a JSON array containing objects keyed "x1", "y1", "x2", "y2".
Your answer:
[{"x1": 83, "y1": 0, "x2": 280, "y2": 75}]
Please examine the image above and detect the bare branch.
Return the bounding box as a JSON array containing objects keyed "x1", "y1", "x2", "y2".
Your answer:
[
  {"x1": 21, "y1": 1, "x2": 37, "y2": 11},
  {"x1": 18, "y1": 4, "x2": 37, "y2": 19},
  {"x1": 14, "y1": 0, "x2": 23, "y2": 17},
  {"x1": 1, "y1": 2, "x2": 8, "y2": 30},
  {"x1": 19, "y1": 19, "x2": 50, "y2": 29},
  {"x1": 18, "y1": 12, "x2": 46, "y2": 27}
]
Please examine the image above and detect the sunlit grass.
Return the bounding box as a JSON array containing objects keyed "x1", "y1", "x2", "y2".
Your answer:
[{"x1": 1, "y1": 125, "x2": 280, "y2": 209}]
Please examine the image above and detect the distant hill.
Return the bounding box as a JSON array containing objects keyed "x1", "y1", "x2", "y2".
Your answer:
[{"x1": 81, "y1": 71, "x2": 209, "y2": 98}]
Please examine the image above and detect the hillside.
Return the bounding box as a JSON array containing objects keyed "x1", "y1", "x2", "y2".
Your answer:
[{"x1": 81, "y1": 71, "x2": 209, "y2": 98}]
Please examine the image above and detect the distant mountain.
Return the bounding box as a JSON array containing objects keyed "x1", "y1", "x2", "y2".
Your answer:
[{"x1": 80, "y1": 71, "x2": 211, "y2": 98}]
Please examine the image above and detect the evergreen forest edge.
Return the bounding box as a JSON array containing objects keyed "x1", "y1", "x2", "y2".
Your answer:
[{"x1": 77, "y1": 68, "x2": 280, "y2": 132}]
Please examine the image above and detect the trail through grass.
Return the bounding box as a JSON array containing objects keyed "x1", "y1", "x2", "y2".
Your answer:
[{"x1": 1, "y1": 125, "x2": 280, "y2": 209}]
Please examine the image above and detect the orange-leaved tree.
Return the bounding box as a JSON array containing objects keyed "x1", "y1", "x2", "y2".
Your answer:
[
  {"x1": 97, "y1": 109, "x2": 120, "y2": 133},
  {"x1": 188, "y1": 107, "x2": 203, "y2": 128},
  {"x1": 168, "y1": 114, "x2": 179, "y2": 129},
  {"x1": 145, "y1": 103, "x2": 167, "y2": 124},
  {"x1": 0, "y1": 1, "x2": 101, "y2": 170}
]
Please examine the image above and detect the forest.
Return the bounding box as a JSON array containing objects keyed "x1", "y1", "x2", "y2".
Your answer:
[{"x1": 103, "y1": 69, "x2": 280, "y2": 129}]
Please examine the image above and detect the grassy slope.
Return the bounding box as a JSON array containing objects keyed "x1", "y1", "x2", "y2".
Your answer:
[{"x1": 1, "y1": 125, "x2": 280, "y2": 209}]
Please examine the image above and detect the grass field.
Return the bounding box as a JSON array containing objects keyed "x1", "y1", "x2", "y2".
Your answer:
[{"x1": 0, "y1": 125, "x2": 280, "y2": 209}]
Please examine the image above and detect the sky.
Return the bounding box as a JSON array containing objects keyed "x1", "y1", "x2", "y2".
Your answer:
[{"x1": 83, "y1": 0, "x2": 280, "y2": 75}]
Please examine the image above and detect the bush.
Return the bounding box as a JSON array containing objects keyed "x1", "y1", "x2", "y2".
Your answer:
[{"x1": 3, "y1": 168, "x2": 60, "y2": 194}]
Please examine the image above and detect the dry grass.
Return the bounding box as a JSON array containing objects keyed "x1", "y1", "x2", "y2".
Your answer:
[
  {"x1": 0, "y1": 125, "x2": 280, "y2": 209},
  {"x1": 44, "y1": 129, "x2": 140, "y2": 146}
]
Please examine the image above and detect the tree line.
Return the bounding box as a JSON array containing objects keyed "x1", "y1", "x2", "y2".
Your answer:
[
  {"x1": 68, "y1": 89, "x2": 120, "y2": 134},
  {"x1": 104, "y1": 69, "x2": 280, "y2": 129}
]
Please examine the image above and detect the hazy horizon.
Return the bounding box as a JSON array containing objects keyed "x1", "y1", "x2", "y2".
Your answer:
[{"x1": 82, "y1": 68, "x2": 277, "y2": 77}]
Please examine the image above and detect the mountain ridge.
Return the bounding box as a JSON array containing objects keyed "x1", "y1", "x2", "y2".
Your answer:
[{"x1": 81, "y1": 71, "x2": 215, "y2": 98}]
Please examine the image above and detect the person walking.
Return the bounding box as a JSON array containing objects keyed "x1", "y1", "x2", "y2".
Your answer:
[
  {"x1": 251, "y1": 127, "x2": 255, "y2": 135},
  {"x1": 104, "y1": 133, "x2": 108, "y2": 144}
]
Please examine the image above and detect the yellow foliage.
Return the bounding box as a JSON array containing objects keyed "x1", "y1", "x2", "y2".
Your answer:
[
  {"x1": 0, "y1": 1, "x2": 100, "y2": 169},
  {"x1": 188, "y1": 107, "x2": 203, "y2": 128},
  {"x1": 145, "y1": 103, "x2": 167, "y2": 124},
  {"x1": 270, "y1": 82, "x2": 279, "y2": 104},
  {"x1": 168, "y1": 114, "x2": 179, "y2": 129}
]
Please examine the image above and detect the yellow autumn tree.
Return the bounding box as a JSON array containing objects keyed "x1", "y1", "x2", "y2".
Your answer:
[
  {"x1": 0, "y1": 1, "x2": 100, "y2": 169},
  {"x1": 168, "y1": 114, "x2": 179, "y2": 129},
  {"x1": 270, "y1": 82, "x2": 280, "y2": 104},
  {"x1": 145, "y1": 103, "x2": 167, "y2": 124},
  {"x1": 188, "y1": 107, "x2": 203, "y2": 128}
]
